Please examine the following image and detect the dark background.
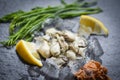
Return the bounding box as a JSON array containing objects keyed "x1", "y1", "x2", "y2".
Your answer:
[{"x1": 0, "y1": 0, "x2": 120, "y2": 80}]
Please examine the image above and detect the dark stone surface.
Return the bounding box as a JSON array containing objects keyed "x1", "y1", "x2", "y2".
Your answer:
[{"x1": 0, "y1": 0, "x2": 120, "y2": 80}]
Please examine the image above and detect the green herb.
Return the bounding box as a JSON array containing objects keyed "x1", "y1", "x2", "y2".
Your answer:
[{"x1": 0, "y1": 0, "x2": 102, "y2": 46}]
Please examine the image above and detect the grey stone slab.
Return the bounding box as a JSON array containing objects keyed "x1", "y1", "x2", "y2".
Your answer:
[{"x1": 0, "y1": 0, "x2": 120, "y2": 80}]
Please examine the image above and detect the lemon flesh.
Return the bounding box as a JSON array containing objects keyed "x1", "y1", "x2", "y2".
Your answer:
[
  {"x1": 16, "y1": 40, "x2": 42, "y2": 67},
  {"x1": 79, "y1": 15, "x2": 109, "y2": 37}
]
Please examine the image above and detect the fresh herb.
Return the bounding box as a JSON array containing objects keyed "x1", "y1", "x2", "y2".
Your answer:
[{"x1": 0, "y1": 0, "x2": 102, "y2": 46}]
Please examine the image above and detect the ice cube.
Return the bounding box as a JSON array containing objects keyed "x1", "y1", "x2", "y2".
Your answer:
[
  {"x1": 68, "y1": 58, "x2": 85, "y2": 73},
  {"x1": 42, "y1": 17, "x2": 79, "y2": 33},
  {"x1": 59, "y1": 66, "x2": 75, "y2": 80},
  {"x1": 42, "y1": 17, "x2": 64, "y2": 31},
  {"x1": 60, "y1": 20, "x2": 79, "y2": 32},
  {"x1": 89, "y1": 37, "x2": 104, "y2": 57},
  {"x1": 85, "y1": 37, "x2": 103, "y2": 63},
  {"x1": 28, "y1": 66, "x2": 40, "y2": 77},
  {"x1": 39, "y1": 60, "x2": 59, "y2": 80},
  {"x1": 37, "y1": 75, "x2": 46, "y2": 80}
]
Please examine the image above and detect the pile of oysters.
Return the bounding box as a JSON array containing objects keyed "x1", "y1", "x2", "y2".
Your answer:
[{"x1": 35, "y1": 28, "x2": 87, "y2": 68}]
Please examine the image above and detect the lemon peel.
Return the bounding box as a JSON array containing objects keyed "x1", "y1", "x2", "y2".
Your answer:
[
  {"x1": 16, "y1": 40, "x2": 42, "y2": 67},
  {"x1": 79, "y1": 15, "x2": 109, "y2": 37}
]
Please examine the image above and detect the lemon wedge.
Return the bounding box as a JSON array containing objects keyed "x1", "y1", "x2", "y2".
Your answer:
[
  {"x1": 79, "y1": 15, "x2": 109, "y2": 37},
  {"x1": 16, "y1": 40, "x2": 43, "y2": 67}
]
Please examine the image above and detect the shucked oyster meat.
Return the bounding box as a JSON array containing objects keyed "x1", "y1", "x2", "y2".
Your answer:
[
  {"x1": 50, "y1": 39, "x2": 60, "y2": 57},
  {"x1": 35, "y1": 28, "x2": 87, "y2": 62},
  {"x1": 36, "y1": 37, "x2": 51, "y2": 58},
  {"x1": 66, "y1": 50, "x2": 76, "y2": 60},
  {"x1": 56, "y1": 34, "x2": 69, "y2": 53},
  {"x1": 62, "y1": 30, "x2": 75, "y2": 42}
]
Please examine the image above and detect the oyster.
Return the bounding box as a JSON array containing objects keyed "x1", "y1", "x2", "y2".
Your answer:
[
  {"x1": 56, "y1": 34, "x2": 69, "y2": 53},
  {"x1": 66, "y1": 50, "x2": 76, "y2": 60},
  {"x1": 58, "y1": 54, "x2": 68, "y2": 62},
  {"x1": 35, "y1": 28, "x2": 88, "y2": 67},
  {"x1": 69, "y1": 36, "x2": 87, "y2": 53},
  {"x1": 46, "y1": 28, "x2": 62, "y2": 36},
  {"x1": 50, "y1": 39, "x2": 60, "y2": 57},
  {"x1": 78, "y1": 48, "x2": 86, "y2": 57},
  {"x1": 37, "y1": 39, "x2": 51, "y2": 58},
  {"x1": 74, "y1": 37, "x2": 87, "y2": 48},
  {"x1": 42, "y1": 34, "x2": 51, "y2": 41},
  {"x1": 69, "y1": 42, "x2": 79, "y2": 53},
  {"x1": 62, "y1": 30, "x2": 75, "y2": 42}
]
